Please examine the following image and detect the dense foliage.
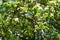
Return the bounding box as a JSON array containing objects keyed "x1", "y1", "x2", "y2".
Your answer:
[{"x1": 0, "y1": 0, "x2": 60, "y2": 40}]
